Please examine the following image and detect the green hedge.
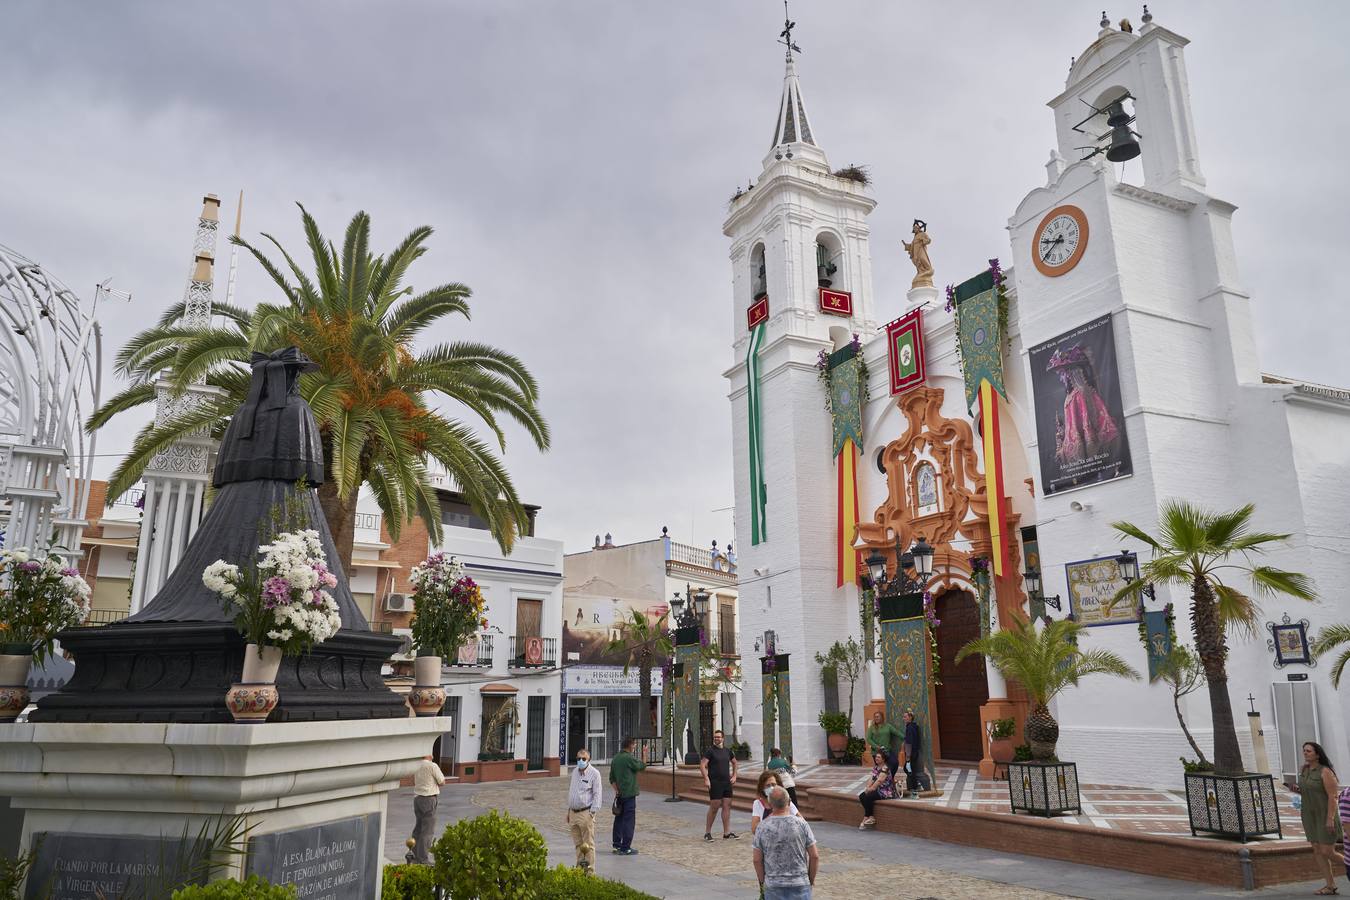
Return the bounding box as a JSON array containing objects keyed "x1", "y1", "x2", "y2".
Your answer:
[
  {"x1": 382, "y1": 863, "x2": 437, "y2": 900},
  {"x1": 170, "y1": 875, "x2": 297, "y2": 899},
  {"x1": 432, "y1": 810, "x2": 547, "y2": 900},
  {"x1": 537, "y1": 865, "x2": 659, "y2": 899}
]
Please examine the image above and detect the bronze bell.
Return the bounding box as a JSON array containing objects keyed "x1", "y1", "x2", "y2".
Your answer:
[{"x1": 1103, "y1": 102, "x2": 1141, "y2": 161}]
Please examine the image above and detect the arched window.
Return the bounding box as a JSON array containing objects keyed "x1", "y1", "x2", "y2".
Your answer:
[
  {"x1": 750, "y1": 243, "x2": 767, "y2": 300},
  {"x1": 914, "y1": 462, "x2": 940, "y2": 516},
  {"x1": 815, "y1": 233, "x2": 842, "y2": 288}
]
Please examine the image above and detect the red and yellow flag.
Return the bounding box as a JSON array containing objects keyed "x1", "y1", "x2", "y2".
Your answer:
[
  {"x1": 836, "y1": 438, "x2": 860, "y2": 587},
  {"x1": 979, "y1": 382, "x2": 1010, "y2": 577}
]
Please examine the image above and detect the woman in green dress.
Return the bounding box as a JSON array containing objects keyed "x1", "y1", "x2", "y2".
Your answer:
[{"x1": 1291, "y1": 741, "x2": 1342, "y2": 895}]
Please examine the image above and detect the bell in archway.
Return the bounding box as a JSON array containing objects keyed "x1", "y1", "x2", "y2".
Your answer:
[{"x1": 1104, "y1": 101, "x2": 1141, "y2": 162}]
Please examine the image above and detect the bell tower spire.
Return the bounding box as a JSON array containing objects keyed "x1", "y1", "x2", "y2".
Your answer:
[{"x1": 766, "y1": 2, "x2": 827, "y2": 171}]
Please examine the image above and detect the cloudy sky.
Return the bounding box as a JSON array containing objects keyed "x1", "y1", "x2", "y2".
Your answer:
[{"x1": 3, "y1": 1, "x2": 1346, "y2": 555}]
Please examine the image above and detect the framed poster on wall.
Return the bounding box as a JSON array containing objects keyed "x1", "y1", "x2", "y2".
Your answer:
[
  {"x1": 1028, "y1": 314, "x2": 1133, "y2": 495},
  {"x1": 1065, "y1": 554, "x2": 1141, "y2": 626}
]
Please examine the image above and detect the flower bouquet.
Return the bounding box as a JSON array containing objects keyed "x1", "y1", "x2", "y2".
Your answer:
[
  {"x1": 0, "y1": 546, "x2": 91, "y2": 721},
  {"x1": 201, "y1": 529, "x2": 342, "y2": 722},
  {"x1": 407, "y1": 553, "x2": 486, "y2": 715}
]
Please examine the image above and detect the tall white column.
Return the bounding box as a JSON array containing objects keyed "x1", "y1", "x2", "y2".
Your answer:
[
  {"x1": 167, "y1": 480, "x2": 190, "y2": 574},
  {"x1": 130, "y1": 482, "x2": 157, "y2": 614},
  {"x1": 145, "y1": 484, "x2": 174, "y2": 604}
]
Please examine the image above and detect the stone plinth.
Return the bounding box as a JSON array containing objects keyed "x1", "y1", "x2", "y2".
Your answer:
[{"x1": 0, "y1": 717, "x2": 446, "y2": 898}]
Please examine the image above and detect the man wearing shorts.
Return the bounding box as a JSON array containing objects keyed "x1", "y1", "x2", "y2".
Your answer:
[{"x1": 701, "y1": 729, "x2": 739, "y2": 841}]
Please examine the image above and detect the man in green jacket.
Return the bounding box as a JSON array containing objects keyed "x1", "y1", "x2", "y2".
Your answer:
[
  {"x1": 608, "y1": 737, "x2": 645, "y2": 855},
  {"x1": 866, "y1": 710, "x2": 901, "y2": 778}
]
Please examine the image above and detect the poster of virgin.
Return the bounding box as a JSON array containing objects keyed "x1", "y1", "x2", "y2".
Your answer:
[{"x1": 1029, "y1": 314, "x2": 1133, "y2": 495}]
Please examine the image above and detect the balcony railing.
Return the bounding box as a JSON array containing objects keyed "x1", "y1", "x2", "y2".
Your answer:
[
  {"x1": 450, "y1": 634, "x2": 494, "y2": 667},
  {"x1": 73, "y1": 608, "x2": 130, "y2": 627},
  {"x1": 353, "y1": 511, "x2": 382, "y2": 532},
  {"x1": 632, "y1": 736, "x2": 667, "y2": 766},
  {"x1": 508, "y1": 636, "x2": 557, "y2": 669}
]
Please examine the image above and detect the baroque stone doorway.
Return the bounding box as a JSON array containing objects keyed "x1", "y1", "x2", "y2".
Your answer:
[{"x1": 933, "y1": 590, "x2": 988, "y2": 762}]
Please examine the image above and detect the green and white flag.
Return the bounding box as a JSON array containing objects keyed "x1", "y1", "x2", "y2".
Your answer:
[{"x1": 747, "y1": 323, "x2": 768, "y2": 544}]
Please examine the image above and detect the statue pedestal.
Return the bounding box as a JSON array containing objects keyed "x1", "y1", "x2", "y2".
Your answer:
[
  {"x1": 906, "y1": 285, "x2": 940, "y2": 311},
  {"x1": 0, "y1": 717, "x2": 445, "y2": 898}
]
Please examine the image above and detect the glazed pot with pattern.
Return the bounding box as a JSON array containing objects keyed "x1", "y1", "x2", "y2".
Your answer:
[
  {"x1": 0, "y1": 648, "x2": 32, "y2": 723},
  {"x1": 225, "y1": 643, "x2": 283, "y2": 723}
]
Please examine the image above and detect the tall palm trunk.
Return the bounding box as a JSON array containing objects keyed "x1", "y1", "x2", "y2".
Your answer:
[
  {"x1": 638, "y1": 649, "x2": 653, "y2": 738},
  {"x1": 1191, "y1": 575, "x2": 1243, "y2": 774},
  {"x1": 317, "y1": 479, "x2": 359, "y2": 573}
]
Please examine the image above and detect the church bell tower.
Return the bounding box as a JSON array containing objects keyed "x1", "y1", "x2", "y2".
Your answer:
[{"x1": 724, "y1": 16, "x2": 879, "y2": 760}]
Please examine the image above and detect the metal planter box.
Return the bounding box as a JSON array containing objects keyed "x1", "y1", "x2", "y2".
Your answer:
[
  {"x1": 1008, "y1": 761, "x2": 1082, "y2": 817},
  {"x1": 1184, "y1": 771, "x2": 1281, "y2": 841}
]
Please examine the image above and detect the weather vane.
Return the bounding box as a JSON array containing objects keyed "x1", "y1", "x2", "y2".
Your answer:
[{"x1": 779, "y1": 0, "x2": 801, "y2": 59}]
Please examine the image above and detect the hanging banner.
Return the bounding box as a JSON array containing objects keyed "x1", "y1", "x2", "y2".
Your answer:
[
  {"x1": 1141, "y1": 609, "x2": 1173, "y2": 681},
  {"x1": 954, "y1": 269, "x2": 1006, "y2": 414},
  {"x1": 827, "y1": 344, "x2": 864, "y2": 586},
  {"x1": 886, "y1": 308, "x2": 926, "y2": 395},
  {"x1": 747, "y1": 295, "x2": 769, "y2": 329},
  {"x1": 1028, "y1": 314, "x2": 1132, "y2": 496},
  {"x1": 979, "y1": 383, "x2": 1010, "y2": 577},
  {"x1": 747, "y1": 323, "x2": 768, "y2": 544},
  {"x1": 818, "y1": 287, "x2": 853, "y2": 316}
]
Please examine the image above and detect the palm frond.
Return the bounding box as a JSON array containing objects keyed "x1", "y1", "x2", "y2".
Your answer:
[
  {"x1": 1314, "y1": 624, "x2": 1350, "y2": 688},
  {"x1": 1248, "y1": 565, "x2": 1316, "y2": 602},
  {"x1": 85, "y1": 382, "x2": 156, "y2": 432},
  {"x1": 1211, "y1": 582, "x2": 1260, "y2": 639}
]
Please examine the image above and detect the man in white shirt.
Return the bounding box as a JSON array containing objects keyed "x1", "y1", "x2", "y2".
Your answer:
[
  {"x1": 566, "y1": 748, "x2": 603, "y2": 873},
  {"x1": 411, "y1": 754, "x2": 445, "y2": 864}
]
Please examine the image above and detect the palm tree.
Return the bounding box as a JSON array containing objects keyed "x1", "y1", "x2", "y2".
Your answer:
[
  {"x1": 1155, "y1": 646, "x2": 1209, "y2": 767},
  {"x1": 607, "y1": 609, "x2": 673, "y2": 739},
  {"x1": 956, "y1": 616, "x2": 1138, "y2": 760},
  {"x1": 1112, "y1": 501, "x2": 1315, "y2": 776},
  {"x1": 1312, "y1": 625, "x2": 1350, "y2": 688},
  {"x1": 88, "y1": 206, "x2": 550, "y2": 569}
]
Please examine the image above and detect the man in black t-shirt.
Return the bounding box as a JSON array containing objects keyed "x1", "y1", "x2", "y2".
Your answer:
[{"x1": 701, "y1": 729, "x2": 739, "y2": 841}]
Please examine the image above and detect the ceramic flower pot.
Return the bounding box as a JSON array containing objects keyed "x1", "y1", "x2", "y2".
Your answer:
[
  {"x1": 408, "y1": 685, "x2": 447, "y2": 717},
  {"x1": 413, "y1": 655, "x2": 442, "y2": 687},
  {"x1": 225, "y1": 683, "x2": 280, "y2": 723},
  {"x1": 827, "y1": 732, "x2": 848, "y2": 757},
  {"x1": 990, "y1": 737, "x2": 1015, "y2": 765},
  {"x1": 241, "y1": 643, "x2": 283, "y2": 683},
  {"x1": 0, "y1": 652, "x2": 32, "y2": 723}
]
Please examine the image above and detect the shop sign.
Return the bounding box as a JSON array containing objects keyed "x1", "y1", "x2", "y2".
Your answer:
[{"x1": 562, "y1": 665, "x2": 664, "y2": 696}]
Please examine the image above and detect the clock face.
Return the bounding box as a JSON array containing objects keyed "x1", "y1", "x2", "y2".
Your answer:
[{"x1": 1032, "y1": 205, "x2": 1089, "y2": 277}]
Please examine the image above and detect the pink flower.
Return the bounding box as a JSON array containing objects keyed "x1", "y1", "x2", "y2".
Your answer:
[{"x1": 262, "y1": 576, "x2": 291, "y2": 608}]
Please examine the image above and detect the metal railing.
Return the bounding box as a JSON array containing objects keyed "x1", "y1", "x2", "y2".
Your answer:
[
  {"x1": 507, "y1": 636, "x2": 557, "y2": 669},
  {"x1": 631, "y1": 736, "x2": 667, "y2": 765},
  {"x1": 666, "y1": 539, "x2": 737, "y2": 575},
  {"x1": 353, "y1": 511, "x2": 382, "y2": 532},
  {"x1": 75, "y1": 608, "x2": 129, "y2": 627},
  {"x1": 110, "y1": 489, "x2": 144, "y2": 509},
  {"x1": 449, "y1": 634, "x2": 494, "y2": 667}
]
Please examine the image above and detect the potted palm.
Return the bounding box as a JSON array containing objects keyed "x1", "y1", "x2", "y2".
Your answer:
[
  {"x1": 408, "y1": 553, "x2": 487, "y2": 716},
  {"x1": 0, "y1": 547, "x2": 91, "y2": 721},
  {"x1": 818, "y1": 711, "x2": 850, "y2": 762},
  {"x1": 957, "y1": 616, "x2": 1137, "y2": 816},
  {"x1": 1113, "y1": 501, "x2": 1313, "y2": 840}
]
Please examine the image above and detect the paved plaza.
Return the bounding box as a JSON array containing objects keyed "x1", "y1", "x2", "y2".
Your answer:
[{"x1": 385, "y1": 771, "x2": 1330, "y2": 899}]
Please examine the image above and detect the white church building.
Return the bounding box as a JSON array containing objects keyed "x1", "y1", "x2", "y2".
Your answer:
[{"x1": 726, "y1": 13, "x2": 1350, "y2": 789}]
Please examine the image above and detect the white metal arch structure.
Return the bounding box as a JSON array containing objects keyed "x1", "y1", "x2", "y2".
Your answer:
[{"x1": 0, "y1": 243, "x2": 103, "y2": 556}]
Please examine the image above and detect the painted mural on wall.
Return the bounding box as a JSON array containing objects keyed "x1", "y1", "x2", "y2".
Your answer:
[
  {"x1": 563, "y1": 578, "x2": 670, "y2": 665},
  {"x1": 1065, "y1": 555, "x2": 1141, "y2": 627},
  {"x1": 1028, "y1": 314, "x2": 1132, "y2": 496}
]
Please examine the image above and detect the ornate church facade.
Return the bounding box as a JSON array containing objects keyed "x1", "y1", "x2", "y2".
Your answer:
[{"x1": 727, "y1": 13, "x2": 1350, "y2": 788}]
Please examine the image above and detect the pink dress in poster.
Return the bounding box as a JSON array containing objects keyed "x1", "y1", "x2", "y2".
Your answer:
[{"x1": 1049, "y1": 345, "x2": 1120, "y2": 468}]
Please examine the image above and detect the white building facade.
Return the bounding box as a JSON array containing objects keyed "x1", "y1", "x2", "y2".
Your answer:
[{"x1": 727, "y1": 15, "x2": 1350, "y2": 787}]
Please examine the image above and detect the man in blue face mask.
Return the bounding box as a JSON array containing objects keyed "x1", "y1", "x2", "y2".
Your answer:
[{"x1": 567, "y1": 748, "x2": 603, "y2": 873}]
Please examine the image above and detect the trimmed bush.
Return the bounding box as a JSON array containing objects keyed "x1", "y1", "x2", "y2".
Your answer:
[
  {"x1": 537, "y1": 865, "x2": 660, "y2": 899},
  {"x1": 382, "y1": 863, "x2": 437, "y2": 900},
  {"x1": 431, "y1": 810, "x2": 546, "y2": 900},
  {"x1": 171, "y1": 876, "x2": 296, "y2": 899}
]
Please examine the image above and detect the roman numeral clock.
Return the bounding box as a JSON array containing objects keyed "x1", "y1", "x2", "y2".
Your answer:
[{"x1": 1032, "y1": 204, "x2": 1089, "y2": 276}]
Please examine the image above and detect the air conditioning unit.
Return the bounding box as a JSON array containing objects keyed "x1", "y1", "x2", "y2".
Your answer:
[{"x1": 384, "y1": 593, "x2": 410, "y2": 613}]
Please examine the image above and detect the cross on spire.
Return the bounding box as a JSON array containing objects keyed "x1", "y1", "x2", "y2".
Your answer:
[{"x1": 779, "y1": 0, "x2": 801, "y2": 61}]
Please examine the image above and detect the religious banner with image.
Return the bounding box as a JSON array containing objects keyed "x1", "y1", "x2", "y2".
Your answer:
[
  {"x1": 1028, "y1": 314, "x2": 1133, "y2": 496},
  {"x1": 1065, "y1": 554, "x2": 1141, "y2": 626},
  {"x1": 1141, "y1": 609, "x2": 1173, "y2": 681},
  {"x1": 886, "y1": 308, "x2": 926, "y2": 395}
]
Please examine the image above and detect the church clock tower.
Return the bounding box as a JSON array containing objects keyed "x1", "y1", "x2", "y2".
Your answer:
[{"x1": 724, "y1": 20, "x2": 879, "y2": 760}]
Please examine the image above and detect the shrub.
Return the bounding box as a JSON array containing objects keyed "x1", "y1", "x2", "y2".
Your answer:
[
  {"x1": 817, "y1": 711, "x2": 850, "y2": 735},
  {"x1": 537, "y1": 865, "x2": 660, "y2": 900},
  {"x1": 844, "y1": 736, "x2": 867, "y2": 764},
  {"x1": 989, "y1": 717, "x2": 1016, "y2": 740},
  {"x1": 1180, "y1": 756, "x2": 1215, "y2": 774},
  {"x1": 1013, "y1": 743, "x2": 1032, "y2": 762},
  {"x1": 382, "y1": 863, "x2": 437, "y2": 900},
  {"x1": 431, "y1": 810, "x2": 546, "y2": 900},
  {"x1": 171, "y1": 876, "x2": 296, "y2": 899}
]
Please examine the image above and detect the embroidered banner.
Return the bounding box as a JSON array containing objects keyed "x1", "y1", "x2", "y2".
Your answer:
[
  {"x1": 954, "y1": 269, "x2": 1005, "y2": 414},
  {"x1": 819, "y1": 287, "x2": 853, "y2": 316},
  {"x1": 747, "y1": 323, "x2": 768, "y2": 544},
  {"x1": 747, "y1": 295, "x2": 769, "y2": 329},
  {"x1": 1142, "y1": 609, "x2": 1173, "y2": 681},
  {"x1": 886, "y1": 308, "x2": 925, "y2": 395},
  {"x1": 827, "y1": 344, "x2": 864, "y2": 586}
]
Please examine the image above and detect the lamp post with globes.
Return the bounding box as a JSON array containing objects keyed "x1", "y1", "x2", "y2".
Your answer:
[
  {"x1": 669, "y1": 585, "x2": 709, "y2": 765},
  {"x1": 864, "y1": 535, "x2": 936, "y2": 597}
]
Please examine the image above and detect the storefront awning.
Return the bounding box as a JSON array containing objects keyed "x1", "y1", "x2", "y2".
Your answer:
[{"x1": 479, "y1": 683, "x2": 519, "y2": 694}]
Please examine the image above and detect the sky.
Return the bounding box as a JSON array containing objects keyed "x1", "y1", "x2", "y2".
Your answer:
[{"x1": 3, "y1": 1, "x2": 1347, "y2": 557}]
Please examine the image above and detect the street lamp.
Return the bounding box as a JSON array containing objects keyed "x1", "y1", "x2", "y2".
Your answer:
[
  {"x1": 1021, "y1": 566, "x2": 1062, "y2": 612},
  {"x1": 671, "y1": 585, "x2": 709, "y2": 630},
  {"x1": 864, "y1": 535, "x2": 936, "y2": 597},
  {"x1": 1114, "y1": 549, "x2": 1157, "y2": 602}
]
